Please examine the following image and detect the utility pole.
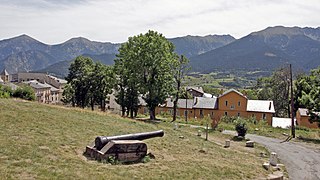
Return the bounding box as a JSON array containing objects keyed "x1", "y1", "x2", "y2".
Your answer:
[
  {"x1": 185, "y1": 96, "x2": 188, "y2": 123},
  {"x1": 290, "y1": 64, "x2": 295, "y2": 138},
  {"x1": 205, "y1": 115, "x2": 209, "y2": 141}
]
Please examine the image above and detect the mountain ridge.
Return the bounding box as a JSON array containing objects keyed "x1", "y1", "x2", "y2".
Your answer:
[
  {"x1": 0, "y1": 33, "x2": 235, "y2": 74},
  {"x1": 1, "y1": 26, "x2": 320, "y2": 76},
  {"x1": 190, "y1": 26, "x2": 320, "y2": 73}
]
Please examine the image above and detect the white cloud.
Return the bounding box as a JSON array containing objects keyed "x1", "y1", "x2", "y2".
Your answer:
[{"x1": 0, "y1": 0, "x2": 319, "y2": 44}]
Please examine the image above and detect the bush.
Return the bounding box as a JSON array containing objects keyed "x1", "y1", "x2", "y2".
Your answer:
[
  {"x1": 13, "y1": 86, "x2": 35, "y2": 101},
  {"x1": 235, "y1": 120, "x2": 248, "y2": 137},
  {"x1": 220, "y1": 116, "x2": 237, "y2": 123},
  {"x1": 0, "y1": 84, "x2": 13, "y2": 98}
]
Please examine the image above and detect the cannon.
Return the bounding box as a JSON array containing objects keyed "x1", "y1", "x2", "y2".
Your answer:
[
  {"x1": 85, "y1": 130, "x2": 164, "y2": 163},
  {"x1": 95, "y1": 130, "x2": 164, "y2": 150}
]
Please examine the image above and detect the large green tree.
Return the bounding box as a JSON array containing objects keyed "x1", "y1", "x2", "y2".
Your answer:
[
  {"x1": 114, "y1": 42, "x2": 140, "y2": 118},
  {"x1": 115, "y1": 30, "x2": 178, "y2": 120},
  {"x1": 172, "y1": 55, "x2": 190, "y2": 122},
  {"x1": 89, "y1": 62, "x2": 115, "y2": 111},
  {"x1": 66, "y1": 56, "x2": 94, "y2": 108},
  {"x1": 65, "y1": 56, "x2": 115, "y2": 111},
  {"x1": 294, "y1": 68, "x2": 320, "y2": 126},
  {"x1": 257, "y1": 67, "x2": 291, "y2": 117}
]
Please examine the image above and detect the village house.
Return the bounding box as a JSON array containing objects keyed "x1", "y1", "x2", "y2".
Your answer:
[
  {"x1": 157, "y1": 98, "x2": 195, "y2": 118},
  {"x1": 23, "y1": 80, "x2": 60, "y2": 104},
  {"x1": 296, "y1": 108, "x2": 320, "y2": 129},
  {"x1": 0, "y1": 69, "x2": 9, "y2": 83},
  {"x1": 138, "y1": 89, "x2": 275, "y2": 125},
  {"x1": 12, "y1": 72, "x2": 67, "y2": 103}
]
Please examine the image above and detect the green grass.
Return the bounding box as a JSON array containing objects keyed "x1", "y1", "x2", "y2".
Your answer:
[
  {"x1": 217, "y1": 118, "x2": 320, "y2": 142},
  {"x1": 0, "y1": 99, "x2": 271, "y2": 179},
  {"x1": 184, "y1": 70, "x2": 265, "y2": 89}
]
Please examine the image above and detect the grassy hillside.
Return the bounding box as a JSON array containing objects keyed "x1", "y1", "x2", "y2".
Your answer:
[{"x1": 0, "y1": 99, "x2": 270, "y2": 179}]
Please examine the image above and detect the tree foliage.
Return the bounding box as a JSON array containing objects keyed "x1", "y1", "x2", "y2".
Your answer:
[
  {"x1": 0, "y1": 84, "x2": 13, "y2": 98},
  {"x1": 294, "y1": 68, "x2": 320, "y2": 126},
  {"x1": 12, "y1": 86, "x2": 35, "y2": 101},
  {"x1": 65, "y1": 56, "x2": 114, "y2": 110},
  {"x1": 172, "y1": 55, "x2": 190, "y2": 122},
  {"x1": 115, "y1": 30, "x2": 179, "y2": 120},
  {"x1": 256, "y1": 67, "x2": 291, "y2": 117}
]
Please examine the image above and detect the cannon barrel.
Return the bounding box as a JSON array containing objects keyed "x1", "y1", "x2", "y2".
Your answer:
[{"x1": 95, "y1": 130, "x2": 164, "y2": 150}]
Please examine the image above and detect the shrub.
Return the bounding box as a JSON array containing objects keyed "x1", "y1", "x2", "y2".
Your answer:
[
  {"x1": 13, "y1": 86, "x2": 35, "y2": 101},
  {"x1": 0, "y1": 84, "x2": 13, "y2": 98},
  {"x1": 220, "y1": 116, "x2": 237, "y2": 123},
  {"x1": 235, "y1": 120, "x2": 248, "y2": 137}
]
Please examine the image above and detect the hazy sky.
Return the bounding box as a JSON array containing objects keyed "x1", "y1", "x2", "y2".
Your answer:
[{"x1": 0, "y1": 0, "x2": 319, "y2": 44}]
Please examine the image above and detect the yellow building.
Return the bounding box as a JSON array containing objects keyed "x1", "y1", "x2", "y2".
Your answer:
[{"x1": 138, "y1": 89, "x2": 275, "y2": 125}]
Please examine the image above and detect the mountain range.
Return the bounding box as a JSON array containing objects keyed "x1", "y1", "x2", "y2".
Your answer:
[
  {"x1": 190, "y1": 26, "x2": 320, "y2": 72},
  {"x1": 0, "y1": 26, "x2": 320, "y2": 77}
]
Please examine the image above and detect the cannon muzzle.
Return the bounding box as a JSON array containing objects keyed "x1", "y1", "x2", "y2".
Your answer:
[{"x1": 95, "y1": 130, "x2": 164, "y2": 150}]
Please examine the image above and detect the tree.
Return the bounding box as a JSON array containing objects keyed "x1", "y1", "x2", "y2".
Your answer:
[
  {"x1": 115, "y1": 30, "x2": 178, "y2": 120},
  {"x1": 89, "y1": 62, "x2": 115, "y2": 111},
  {"x1": 0, "y1": 84, "x2": 13, "y2": 98},
  {"x1": 13, "y1": 86, "x2": 35, "y2": 101},
  {"x1": 114, "y1": 42, "x2": 140, "y2": 118},
  {"x1": 172, "y1": 55, "x2": 190, "y2": 122},
  {"x1": 294, "y1": 68, "x2": 320, "y2": 126},
  {"x1": 66, "y1": 56, "x2": 94, "y2": 108},
  {"x1": 257, "y1": 67, "x2": 291, "y2": 117},
  {"x1": 62, "y1": 84, "x2": 75, "y2": 106}
]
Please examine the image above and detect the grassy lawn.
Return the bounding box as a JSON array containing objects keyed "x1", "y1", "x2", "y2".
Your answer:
[
  {"x1": 217, "y1": 119, "x2": 320, "y2": 143},
  {"x1": 0, "y1": 99, "x2": 272, "y2": 179}
]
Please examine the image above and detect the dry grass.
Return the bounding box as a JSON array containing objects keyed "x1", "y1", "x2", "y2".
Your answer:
[{"x1": 0, "y1": 99, "x2": 270, "y2": 179}]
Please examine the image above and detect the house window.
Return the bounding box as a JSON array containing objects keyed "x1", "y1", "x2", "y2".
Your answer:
[
  {"x1": 200, "y1": 109, "x2": 203, "y2": 117},
  {"x1": 262, "y1": 113, "x2": 266, "y2": 120},
  {"x1": 184, "y1": 110, "x2": 188, "y2": 116},
  {"x1": 238, "y1": 101, "x2": 241, "y2": 106},
  {"x1": 211, "y1": 112, "x2": 214, "y2": 116},
  {"x1": 252, "y1": 114, "x2": 255, "y2": 118},
  {"x1": 231, "y1": 105, "x2": 235, "y2": 110},
  {"x1": 224, "y1": 112, "x2": 228, "y2": 116},
  {"x1": 237, "y1": 112, "x2": 240, "y2": 117},
  {"x1": 225, "y1": 101, "x2": 228, "y2": 106}
]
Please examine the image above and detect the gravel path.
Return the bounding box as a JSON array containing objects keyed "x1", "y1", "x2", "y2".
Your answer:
[{"x1": 223, "y1": 130, "x2": 320, "y2": 180}]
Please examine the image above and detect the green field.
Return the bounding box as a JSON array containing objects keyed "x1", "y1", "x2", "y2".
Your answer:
[
  {"x1": 0, "y1": 99, "x2": 271, "y2": 179},
  {"x1": 184, "y1": 70, "x2": 271, "y2": 89}
]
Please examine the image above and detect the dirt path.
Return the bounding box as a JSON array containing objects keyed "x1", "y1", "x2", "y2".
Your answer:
[{"x1": 223, "y1": 130, "x2": 320, "y2": 180}]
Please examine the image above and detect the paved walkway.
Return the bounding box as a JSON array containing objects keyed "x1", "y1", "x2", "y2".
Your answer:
[{"x1": 223, "y1": 130, "x2": 320, "y2": 180}]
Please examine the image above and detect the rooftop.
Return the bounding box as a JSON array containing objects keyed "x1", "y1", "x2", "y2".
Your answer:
[
  {"x1": 193, "y1": 97, "x2": 218, "y2": 109},
  {"x1": 219, "y1": 89, "x2": 247, "y2": 99},
  {"x1": 186, "y1": 86, "x2": 204, "y2": 94},
  {"x1": 0, "y1": 69, "x2": 9, "y2": 76},
  {"x1": 247, "y1": 100, "x2": 275, "y2": 113},
  {"x1": 165, "y1": 98, "x2": 194, "y2": 109},
  {"x1": 298, "y1": 108, "x2": 320, "y2": 116},
  {"x1": 24, "y1": 80, "x2": 52, "y2": 89},
  {"x1": 47, "y1": 75, "x2": 67, "y2": 84}
]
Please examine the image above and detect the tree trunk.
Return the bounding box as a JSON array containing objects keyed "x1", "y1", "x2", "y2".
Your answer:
[
  {"x1": 134, "y1": 109, "x2": 138, "y2": 117},
  {"x1": 72, "y1": 97, "x2": 75, "y2": 107},
  {"x1": 172, "y1": 97, "x2": 178, "y2": 122},
  {"x1": 130, "y1": 108, "x2": 134, "y2": 119},
  {"x1": 91, "y1": 97, "x2": 94, "y2": 111},
  {"x1": 121, "y1": 106, "x2": 125, "y2": 116},
  {"x1": 150, "y1": 107, "x2": 156, "y2": 120}
]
